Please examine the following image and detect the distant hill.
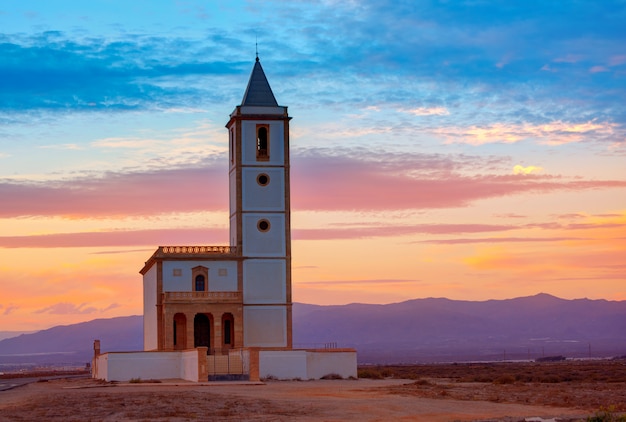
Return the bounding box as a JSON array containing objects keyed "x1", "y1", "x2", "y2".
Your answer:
[
  {"x1": 1, "y1": 294, "x2": 625, "y2": 367},
  {"x1": 293, "y1": 293, "x2": 626, "y2": 363},
  {"x1": 0, "y1": 316, "x2": 143, "y2": 367},
  {"x1": 0, "y1": 331, "x2": 36, "y2": 341}
]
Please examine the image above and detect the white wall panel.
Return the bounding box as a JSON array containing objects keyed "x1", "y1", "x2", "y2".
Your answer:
[
  {"x1": 229, "y1": 170, "x2": 237, "y2": 216},
  {"x1": 162, "y1": 260, "x2": 238, "y2": 292},
  {"x1": 142, "y1": 265, "x2": 158, "y2": 351},
  {"x1": 243, "y1": 306, "x2": 287, "y2": 347},
  {"x1": 241, "y1": 167, "x2": 284, "y2": 211},
  {"x1": 243, "y1": 259, "x2": 286, "y2": 304},
  {"x1": 242, "y1": 214, "x2": 285, "y2": 257}
]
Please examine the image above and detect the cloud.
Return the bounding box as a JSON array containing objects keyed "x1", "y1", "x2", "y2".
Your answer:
[
  {"x1": 513, "y1": 165, "x2": 543, "y2": 175},
  {"x1": 39, "y1": 143, "x2": 83, "y2": 150},
  {"x1": 291, "y1": 150, "x2": 626, "y2": 212},
  {"x1": 3, "y1": 304, "x2": 19, "y2": 315},
  {"x1": 493, "y1": 213, "x2": 527, "y2": 219},
  {"x1": 554, "y1": 55, "x2": 584, "y2": 64},
  {"x1": 35, "y1": 302, "x2": 97, "y2": 315},
  {"x1": 418, "y1": 236, "x2": 585, "y2": 245},
  {"x1": 1, "y1": 149, "x2": 625, "y2": 219},
  {"x1": 0, "y1": 164, "x2": 227, "y2": 218},
  {"x1": 608, "y1": 55, "x2": 626, "y2": 66},
  {"x1": 102, "y1": 303, "x2": 121, "y2": 312},
  {"x1": 0, "y1": 32, "x2": 244, "y2": 114},
  {"x1": 32, "y1": 302, "x2": 120, "y2": 315},
  {"x1": 435, "y1": 121, "x2": 618, "y2": 146},
  {"x1": 0, "y1": 228, "x2": 228, "y2": 248},
  {"x1": 295, "y1": 223, "x2": 515, "y2": 241},
  {"x1": 401, "y1": 107, "x2": 449, "y2": 116},
  {"x1": 298, "y1": 279, "x2": 418, "y2": 286},
  {"x1": 590, "y1": 66, "x2": 609, "y2": 73}
]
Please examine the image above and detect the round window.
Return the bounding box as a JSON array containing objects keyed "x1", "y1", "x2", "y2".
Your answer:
[
  {"x1": 257, "y1": 173, "x2": 270, "y2": 186},
  {"x1": 257, "y1": 219, "x2": 270, "y2": 232}
]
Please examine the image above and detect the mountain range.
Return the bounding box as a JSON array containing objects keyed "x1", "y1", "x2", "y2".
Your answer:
[{"x1": 1, "y1": 293, "x2": 625, "y2": 367}]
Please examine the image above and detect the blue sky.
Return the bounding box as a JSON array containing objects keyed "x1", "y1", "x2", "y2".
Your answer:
[{"x1": 1, "y1": 0, "x2": 626, "y2": 330}]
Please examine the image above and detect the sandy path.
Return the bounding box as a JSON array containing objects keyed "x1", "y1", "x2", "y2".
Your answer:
[{"x1": 0, "y1": 378, "x2": 588, "y2": 421}]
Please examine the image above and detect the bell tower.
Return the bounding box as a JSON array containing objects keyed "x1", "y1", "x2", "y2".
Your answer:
[{"x1": 226, "y1": 57, "x2": 292, "y2": 348}]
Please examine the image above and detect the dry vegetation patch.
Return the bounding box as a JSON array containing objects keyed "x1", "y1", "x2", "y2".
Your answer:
[
  {"x1": 360, "y1": 360, "x2": 626, "y2": 412},
  {"x1": 0, "y1": 379, "x2": 317, "y2": 421}
]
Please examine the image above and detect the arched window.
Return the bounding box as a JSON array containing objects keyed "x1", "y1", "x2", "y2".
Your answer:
[
  {"x1": 192, "y1": 266, "x2": 208, "y2": 292},
  {"x1": 256, "y1": 125, "x2": 269, "y2": 161},
  {"x1": 230, "y1": 128, "x2": 235, "y2": 164},
  {"x1": 195, "y1": 275, "x2": 205, "y2": 292}
]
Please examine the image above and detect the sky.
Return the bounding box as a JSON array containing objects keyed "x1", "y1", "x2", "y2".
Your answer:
[{"x1": 1, "y1": 0, "x2": 625, "y2": 331}]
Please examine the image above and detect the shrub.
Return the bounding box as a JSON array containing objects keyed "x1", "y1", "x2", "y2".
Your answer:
[
  {"x1": 493, "y1": 374, "x2": 516, "y2": 385},
  {"x1": 587, "y1": 406, "x2": 626, "y2": 422},
  {"x1": 358, "y1": 368, "x2": 384, "y2": 379},
  {"x1": 320, "y1": 373, "x2": 343, "y2": 380}
]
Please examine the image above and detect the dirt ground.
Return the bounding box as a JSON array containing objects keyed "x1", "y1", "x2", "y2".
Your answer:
[{"x1": 0, "y1": 361, "x2": 624, "y2": 421}]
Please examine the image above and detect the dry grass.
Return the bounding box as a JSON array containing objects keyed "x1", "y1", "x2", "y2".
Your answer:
[
  {"x1": 2, "y1": 361, "x2": 624, "y2": 421},
  {"x1": 0, "y1": 380, "x2": 315, "y2": 421},
  {"x1": 360, "y1": 360, "x2": 626, "y2": 411}
]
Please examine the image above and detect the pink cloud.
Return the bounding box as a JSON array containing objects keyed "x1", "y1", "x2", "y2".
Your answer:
[
  {"x1": 1, "y1": 151, "x2": 625, "y2": 218},
  {"x1": 298, "y1": 279, "x2": 418, "y2": 285},
  {"x1": 2, "y1": 304, "x2": 19, "y2": 316},
  {"x1": 608, "y1": 55, "x2": 626, "y2": 66},
  {"x1": 294, "y1": 223, "x2": 515, "y2": 241},
  {"x1": 0, "y1": 228, "x2": 228, "y2": 248},
  {"x1": 589, "y1": 65, "x2": 609, "y2": 73},
  {"x1": 417, "y1": 236, "x2": 586, "y2": 245},
  {"x1": 35, "y1": 302, "x2": 98, "y2": 315},
  {"x1": 291, "y1": 153, "x2": 626, "y2": 211},
  {"x1": 0, "y1": 165, "x2": 227, "y2": 218},
  {"x1": 0, "y1": 224, "x2": 515, "y2": 248}
]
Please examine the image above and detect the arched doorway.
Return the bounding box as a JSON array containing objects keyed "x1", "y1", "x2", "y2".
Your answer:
[
  {"x1": 173, "y1": 313, "x2": 187, "y2": 350},
  {"x1": 194, "y1": 313, "x2": 212, "y2": 351}
]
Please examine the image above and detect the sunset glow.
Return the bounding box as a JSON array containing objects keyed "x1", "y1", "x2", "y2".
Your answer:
[{"x1": 1, "y1": 1, "x2": 625, "y2": 331}]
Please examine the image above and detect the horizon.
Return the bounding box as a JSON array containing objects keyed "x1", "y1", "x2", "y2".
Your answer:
[
  {"x1": 1, "y1": 1, "x2": 625, "y2": 331},
  {"x1": 2, "y1": 292, "x2": 624, "y2": 336}
]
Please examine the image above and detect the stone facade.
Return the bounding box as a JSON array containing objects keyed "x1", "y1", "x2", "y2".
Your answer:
[{"x1": 140, "y1": 58, "x2": 292, "y2": 354}]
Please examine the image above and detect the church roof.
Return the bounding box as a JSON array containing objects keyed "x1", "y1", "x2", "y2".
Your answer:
[{"x1": 241, "y1": 58, "x2": 279, "y2": 107}]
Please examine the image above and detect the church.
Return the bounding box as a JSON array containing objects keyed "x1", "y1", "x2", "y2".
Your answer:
[{"x1": 92, "y1": 58, "x2": 357, "y2": 382}]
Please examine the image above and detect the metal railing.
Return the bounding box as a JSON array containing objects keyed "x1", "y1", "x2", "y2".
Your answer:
[
  {"x1": 163, "y1": 291, "x2": 241, "y2": 302},
  {"x1": 160, "y1": 246, "x2": 237, "y2": 254},
  {"x1": 293, "y1": 342, "x2": 339, "y2": 350}
]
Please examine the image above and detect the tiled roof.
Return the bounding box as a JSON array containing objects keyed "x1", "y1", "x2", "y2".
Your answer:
[{"x1": 241, "y1": 58, "x2": 279, "y2": 107}]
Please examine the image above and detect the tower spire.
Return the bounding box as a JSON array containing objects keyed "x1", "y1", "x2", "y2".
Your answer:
[
  {"x1": 255, "y1": 37, "x2": 259, "y2": 62},
  {"x1": 240, "y1": 56, "x2": 278, "y2": 107}
]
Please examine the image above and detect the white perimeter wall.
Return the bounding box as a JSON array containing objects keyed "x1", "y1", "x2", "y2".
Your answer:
[
  {"x1": 94, "y1": 350, "x2": 200, "y2": 382},
  {"x1": 259, "y1": 350, "x2": 357, "y2": 380},
  {"x1": 94, "y1": 349, "x2": 357, "y2": 382},
  {"x1": 143, "y1": 264, "x2": 158, "y2": 351}
]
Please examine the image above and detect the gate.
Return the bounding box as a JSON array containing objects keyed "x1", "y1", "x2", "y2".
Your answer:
[{"x1": 206, "y1": 349, "x2": 249, "y2": 381}]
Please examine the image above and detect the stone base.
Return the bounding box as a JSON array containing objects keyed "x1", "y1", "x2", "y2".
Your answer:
[{"x1": 208, "y1": 374, "x2": 250, "y2": 381}]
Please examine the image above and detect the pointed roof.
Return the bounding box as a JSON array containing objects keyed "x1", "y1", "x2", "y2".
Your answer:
[{"x1": 241, "y1": 58, "x2": 279, "y2": 107}]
